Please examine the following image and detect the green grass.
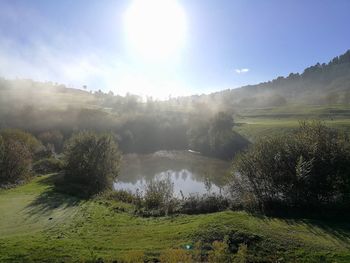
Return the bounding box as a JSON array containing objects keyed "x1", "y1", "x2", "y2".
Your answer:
[
  {"x1": 0, "y1": 175, "x2": 350, "y2": 262},
  {"x1": 234, "y1": 104, "x2": 350, "y2": 140}
]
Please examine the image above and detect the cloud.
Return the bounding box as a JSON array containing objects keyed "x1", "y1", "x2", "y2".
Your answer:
[{"x1": 235, "y1": 68, "x2": 250, "y2": 74}]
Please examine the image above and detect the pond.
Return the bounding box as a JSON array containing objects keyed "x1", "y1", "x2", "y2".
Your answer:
[{"x1": 114, "y1": 150, "x2": 231, "y2": 196}]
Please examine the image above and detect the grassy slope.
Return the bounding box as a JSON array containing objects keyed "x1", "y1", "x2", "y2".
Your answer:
[
  {"x1": 235, "y1": 104, "x2": 350, "y2": 141},
  {"x1": 0, "y1": 175, "x2": 350, "y2": 262}
]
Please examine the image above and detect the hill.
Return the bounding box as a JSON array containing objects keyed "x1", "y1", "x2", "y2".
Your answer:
[{"x1": 178, "y1": 49, "x2": 350, "y2": 110}]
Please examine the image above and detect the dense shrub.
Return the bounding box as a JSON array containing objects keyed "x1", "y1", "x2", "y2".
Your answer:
[
  {"x1": 144, "y1": 177, "x2": 174, "y2": 210},
  {"x1": 0, "y1": 129, "x2": 41, "y2": 155},
  {"x1": 33, "y1": 157, "x2": 64, "y2": 174},
  {"x1": 104, "y1": 189, "x2": 136, "y2": 203},
  {"x1": 61, "y1": 131, "x2": 121, "y2": 197},
  {"x1": 181, "y1": 193, "x2": 230, "y2": 214},
  {"x1": 0, "y1": 130, "x2": 39, "y2": 186},
  {"x1": 231, "y1": 121, "x2": 350, "y2": 213},
  {"x1": 135, "y1": 177, "x2": 180, "y2": 216},
  {"x1": 208, "y1": 240, "x2": 233, "y2": 263},
  {"x1": 37, "y1": 130, "x2": 64, "y2": 153}
]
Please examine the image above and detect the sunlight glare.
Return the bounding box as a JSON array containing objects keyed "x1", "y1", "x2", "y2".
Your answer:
[{"x1": 124, "y1": 0, "x2": 187, "y2": 60}]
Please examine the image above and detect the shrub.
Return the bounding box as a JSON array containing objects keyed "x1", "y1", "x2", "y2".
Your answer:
[
  {"x1": 104, "y1": 189, "x2": 136, "y2": 203},
  {"x1": 37, "y1": 130, "x2": 64, "y2": 153},
  {"x1": 0, "y1": 136, "x2": 32, "y2": 185},
  {"x1": 233, "y1": 244, "x2": 248, "y2": 263},
  {"x1": 0, "y1": 129, "x2": 40, "y2": 186},
  {"x1": 0, "y1": 129, "x2": 41, "y2": 156},
  {"x1": 143, "y1": 177, "x2": 175, "y2": 215},
  {"x1": 181, "y1": 193, "x2": 230, "y2": 214},
  {"x1": 231, "y1": 121, "x2": 350, "y2": 213},
  {"x1": 159, "y1": 249, "x2": 193, "y2": 263},
  {"x1": 61, "y1": 131, "x2": 121, "y2": 197},
  {"x1": 208, "y1": 240, "x2": 233, "y2": 263},
  {"x1": 33, "y1": 157, "x2": 64, "y2": 174}
]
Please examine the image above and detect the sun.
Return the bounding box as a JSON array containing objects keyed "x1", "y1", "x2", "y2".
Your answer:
[{"x1": 123, "y1": 0, "x2": 187, "y2": 61}]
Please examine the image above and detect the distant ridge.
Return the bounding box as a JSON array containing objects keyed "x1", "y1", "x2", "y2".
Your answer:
[{"x1": 182, "y1": 49, "x2": 350, "y2": 108}]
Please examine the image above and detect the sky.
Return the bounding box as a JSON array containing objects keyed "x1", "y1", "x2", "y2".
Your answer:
[{"x1": 0, "y1": 0, "x2": 349, "y2": 99}]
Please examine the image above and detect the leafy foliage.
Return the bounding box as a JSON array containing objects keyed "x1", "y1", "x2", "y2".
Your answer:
[
  {"x1": 0, "y1": 128, "x2": 41, "y2": 156},
  {"x1": 231, "y1": 121, "x2": 350, "y2": 212},
  {"x1": 37, "y1": 130, "x2": 64, "y2": 153},
  {"x1": 188, "y1": 112, "x2": 249, "y2": 159},
  {"x1": 0, "y1": 130, "x2": 38, "y2": 186},
  {"x1": 61, "y1": 131, "x2": 121, "y2": 197},
  {"x1": 33, "y1": 157, "x2": 64, "y2": 174}
]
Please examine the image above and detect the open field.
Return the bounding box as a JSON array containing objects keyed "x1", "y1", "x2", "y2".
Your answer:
[
  {"x1": 235, "y1": 104, "x2": 350, "y2": 140},
  {"x1": 0, "y1": 175, "x2": 350, "y2": 262}
]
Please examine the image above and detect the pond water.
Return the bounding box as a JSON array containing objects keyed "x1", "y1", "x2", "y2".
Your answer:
[{"x1": 114, "y1": 151, "x2": 231, "y2": 196}]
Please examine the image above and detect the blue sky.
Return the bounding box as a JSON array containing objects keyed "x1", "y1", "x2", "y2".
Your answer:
[{"x1": 0, "y1": 0, "x2": 349, "y2": 98}]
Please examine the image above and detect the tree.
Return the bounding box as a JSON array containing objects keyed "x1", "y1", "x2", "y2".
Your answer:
[
  {"x1": 208, "y1": 112, "x2": 248, "y2": 159},
  {"x1": 38, "y1": 130, "x2": 64, "y2": 153},
  {"x1": 187, "y1": 112, "x2": 249, "y2": 159},
  {"x1": 62, "y1": 131, "x2": 121, "y2": 197}
]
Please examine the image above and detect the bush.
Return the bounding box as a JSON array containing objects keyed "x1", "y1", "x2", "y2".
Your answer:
[
  {"x1": 37, "y1": 130, "x2": 64, "y2": 153},
  {"x1": 181, "y1": 193, "x2": 230, "y2": 214},
  {"x1": 33, "y1": 157, "x2": 64, "y2": 174},
  {"x1": 60, "y1": 131, "x2": 121, "y2": 197},
  {"x1": 142, "y1": 177, "x2": 177, "y2": 216},
  {"x1": 208, "y1": 240, "x2": 232, "y2": 263},
  {"x1": 0, "y1": 131, "x2": 36, "y2": 186},
  {"x1": 0, "y1": 129, "x2": 42, "y2": 156},
  {"x1": 104, "y1": 189, "x2": 136, "y2": 203},
  {"x1": 159, "y1": 249, "x2": 193, "y2": 263},
  {"x1": 231, "y1": 121, "x2": 350, "y2": 213}
]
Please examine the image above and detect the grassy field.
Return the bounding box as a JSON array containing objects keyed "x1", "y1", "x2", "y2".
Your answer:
[
  {"x1": 0, "y1": 175, "x2": 350, "y2": 262},
  {"x1": 234, "y1": 104, "x2": 350, "y2": 141}
]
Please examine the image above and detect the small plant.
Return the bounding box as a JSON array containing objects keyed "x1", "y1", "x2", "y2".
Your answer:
[
  {"x1": 105, "y1": 189, "x2": 136, "y2": 203},
  {"x1": 159, "y1": 248, "x2": 193, "y2": 263},
  {"x1": 233, "y1": 244, "x2": 248, "y2": 263},
  {"x1": 120, "y1": 250, "x2": 144, "y2": 263},
  {"x1": 208, "y1": 239, "x2": 233, "y2": 263}
]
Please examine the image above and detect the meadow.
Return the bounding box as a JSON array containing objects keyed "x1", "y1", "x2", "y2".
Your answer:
[
  {"x1": 1, "y1": 174, "x2": 350, "y2": 262},
  {"x1": 234, "y1": 104, "x2": 350, "y2": 140}
]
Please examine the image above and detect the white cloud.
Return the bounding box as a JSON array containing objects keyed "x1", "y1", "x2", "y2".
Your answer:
[{"x1": 235, "y1": 68, "x2": 250, "y2": 74}]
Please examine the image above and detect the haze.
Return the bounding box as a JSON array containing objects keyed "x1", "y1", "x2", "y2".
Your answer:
[{"x1": 1, "y1": 0, "x2": 349, "y2": 99}]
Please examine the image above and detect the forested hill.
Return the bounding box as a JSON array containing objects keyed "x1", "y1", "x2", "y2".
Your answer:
[{"x1": 181, "y1": 49, "x2": 350, "y2": 109}]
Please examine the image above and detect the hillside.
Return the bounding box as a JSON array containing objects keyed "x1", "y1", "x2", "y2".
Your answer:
[
  {"x1": 179, "y1": 49, "x2": 350, "y2": 110},
  {"x1": 1, "y1": 50, "x2": 350, "y2": 153}
]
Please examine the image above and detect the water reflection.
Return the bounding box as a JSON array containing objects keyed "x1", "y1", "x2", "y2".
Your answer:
[{"x1": 114, "y1": 151, "x2": 231, "y2": 196}]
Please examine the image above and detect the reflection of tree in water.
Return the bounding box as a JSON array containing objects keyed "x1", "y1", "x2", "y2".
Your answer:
[{"x1": 118, "y1": 150, "x2": 230, "y2": 186}]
